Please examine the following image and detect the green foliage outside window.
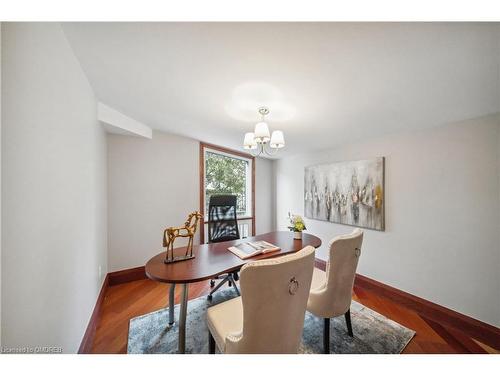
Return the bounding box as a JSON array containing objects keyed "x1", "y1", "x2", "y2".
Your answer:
[{"x1": 205, "y1": 151, "x2": 248, "y2": 214}]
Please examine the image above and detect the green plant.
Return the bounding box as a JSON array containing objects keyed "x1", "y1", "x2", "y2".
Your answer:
[
  {"x1": 287, "y1": 212, "x2": 307, "y2": 232},
  {"x1": 205, "y1": 151, "x2": 248, "y2": 214}
]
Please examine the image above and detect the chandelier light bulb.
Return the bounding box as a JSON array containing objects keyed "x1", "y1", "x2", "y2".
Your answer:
[
  {"x1": 243, "y1": 132, "x2": 257, "y2": 149},
  {"x1": 254, "y1": 122, "x2": 270, "y2": 143},
  {"x1": 270, "y1": 130, "x2": 285, "y2": 149}
]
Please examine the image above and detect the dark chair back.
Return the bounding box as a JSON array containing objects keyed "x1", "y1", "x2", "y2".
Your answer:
[{"x1": 208, "y1": 195, "x2": 240, "y2": 243}]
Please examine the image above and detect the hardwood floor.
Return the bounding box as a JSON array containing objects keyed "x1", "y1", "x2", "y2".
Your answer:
[{"x1": 91, "y1": 276, "x2": 499, "y2": 354}]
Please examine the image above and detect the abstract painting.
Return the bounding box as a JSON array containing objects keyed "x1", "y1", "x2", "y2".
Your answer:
[{"x1": 304, "y1": 157, "x2": 385, "y2": 231}]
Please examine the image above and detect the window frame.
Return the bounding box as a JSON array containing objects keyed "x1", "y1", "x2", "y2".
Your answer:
[{"x1": 199, "y1": 142, "x2": 255, "y2": 244}]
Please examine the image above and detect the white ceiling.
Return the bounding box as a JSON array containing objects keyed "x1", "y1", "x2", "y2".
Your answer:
[{"x1": 62, "y1": 22, "x2": 500, "y2": 158}]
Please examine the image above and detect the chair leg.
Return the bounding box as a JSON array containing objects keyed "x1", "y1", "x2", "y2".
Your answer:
[
  {"x1": 229, "y1": 274, "x2": 240, "y2": 296},
  {"x1": 208, "y1": 331, "x2": 216, "y2": 354},
  {"x1": 208, "y1": 275, "x2": 230, "y2": 300},
  {"x1": 345, "y1": 309, "x2": 353, "y2": 337},
  {"x1": 323, "y1": 318, "x2": 330, "y2": 354}
]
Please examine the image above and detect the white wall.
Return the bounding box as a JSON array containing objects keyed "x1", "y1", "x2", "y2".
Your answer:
[
  {"x1": 255, "y1": 157, "x2": 275, "y2": 235},
  {"x1": 107, "y1": 131, "x2": 199, "y2": 271},
  {"x1": 1, "y1": 23, "x2": 108, "y2": 353},
  {"x1": 274, "y1": 115, "x2": 500, "y2": 327},
  {"x1": 98, "y1": 102, "x2": 152, "y2": 139},
  {"x1": 107, "y1": 130, "x2": 275, "y2": 271}
]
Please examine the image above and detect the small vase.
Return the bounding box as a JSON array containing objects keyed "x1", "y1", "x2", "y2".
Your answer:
[{"x1": 294, "y1": 231, "x2": 302, "y2": 240}]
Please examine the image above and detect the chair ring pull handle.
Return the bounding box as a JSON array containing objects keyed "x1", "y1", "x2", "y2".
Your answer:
[
  {"x1": 289, "y1": 277, "x2": 299, "y2": 295},
  {"x1": 355, "y1": 247, "x2": 361, "y2": 257}
]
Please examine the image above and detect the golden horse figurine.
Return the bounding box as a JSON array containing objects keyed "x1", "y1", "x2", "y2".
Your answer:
[{"x1": 163, "y1": 211, "x2": 203, "y2": 264}]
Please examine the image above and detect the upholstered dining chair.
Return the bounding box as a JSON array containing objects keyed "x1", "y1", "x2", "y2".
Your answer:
[
  {"x1": 207, "y1": 246, "x2": 316, "y2": 354},
  {"x1": 307, "y1": 228, "x2": 363, "y2": 354}
]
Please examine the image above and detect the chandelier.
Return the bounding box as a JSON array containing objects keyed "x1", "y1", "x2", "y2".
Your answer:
[{"x1": 243, "y1": 107, "x2": 285, "y2": 156}]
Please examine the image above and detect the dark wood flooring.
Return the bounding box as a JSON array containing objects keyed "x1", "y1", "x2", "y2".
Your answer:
[{"x1": 91, "y1": 276, "x2": 499, "y2": 354}]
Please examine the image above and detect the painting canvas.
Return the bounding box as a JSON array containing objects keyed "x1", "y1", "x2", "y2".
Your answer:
[{"x1": 304, "y1": 157, "x2": 385, "y2": 231}]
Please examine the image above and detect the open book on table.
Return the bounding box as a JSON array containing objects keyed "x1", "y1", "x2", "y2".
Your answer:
[{"x1": 228, "y1": 240, "x2": 280, "y2": 260}]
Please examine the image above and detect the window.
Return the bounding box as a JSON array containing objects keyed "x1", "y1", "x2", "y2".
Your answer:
[
  {"x1": 205, "y1": 151, "x2": 250, "y2": 216},
  {"x1": 200, "y1": 143, "x2": 255, "y2": 243}
]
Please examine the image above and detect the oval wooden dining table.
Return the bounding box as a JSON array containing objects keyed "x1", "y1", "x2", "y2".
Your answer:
[{"x1": 145, "y1": 231, "x2": 322, "y2": 353}]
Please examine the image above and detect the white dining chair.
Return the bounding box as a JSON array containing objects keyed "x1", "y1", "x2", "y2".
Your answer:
[
  {"x1": 307, "y1": 228, "x2": 363, "y2": 353},
  {"x1": 207, "y1": 246, "x2": 316, "y2": 353}
]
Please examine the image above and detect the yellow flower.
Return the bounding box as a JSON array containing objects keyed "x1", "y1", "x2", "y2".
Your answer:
[{"x1": 295, "y1": 222, "x2": 305, "y2": 231}]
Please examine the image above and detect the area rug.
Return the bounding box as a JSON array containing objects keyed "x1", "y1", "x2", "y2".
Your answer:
[{"x1": 128, "y1": 288, "x2": 415, "y2": 354}]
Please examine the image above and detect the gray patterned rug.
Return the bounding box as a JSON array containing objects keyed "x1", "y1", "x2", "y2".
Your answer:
[{"x1": 128, "y1": 288, "x2": 415, "y2": 354}]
